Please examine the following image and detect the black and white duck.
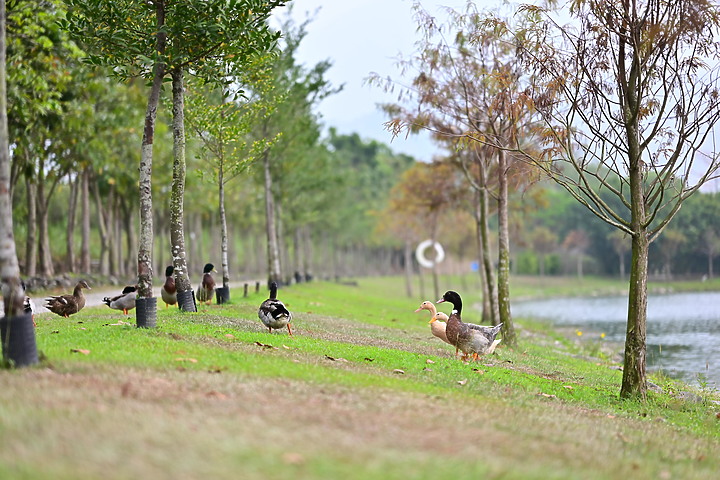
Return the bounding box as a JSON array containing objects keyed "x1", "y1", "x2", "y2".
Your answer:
[
  {"x1": 258, "y1": 281, "x2": 293, "y2": 335},
  {"x1": 44, "y1": 280, "x2": 91, "y2": 318},
  {"x1": 196, "y1": 263, "x2": 216, "y2": 305},
  {"x1": 160, "y1": 265, "x2": 177, "y2": 308},
  {"x1": 436, "y1": 290, "x2": 502, "y2": 361},
  {"x1": 21, "y1": 280, "x2": 37, "y2": 326},
  {"x1": 103, "y1": 285, "x2": 137, "y2": 315}
]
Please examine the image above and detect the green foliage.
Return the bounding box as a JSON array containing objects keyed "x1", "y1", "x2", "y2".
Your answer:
[{"x1": 63, "y1": 0, "x2": 286, "y2": 87}]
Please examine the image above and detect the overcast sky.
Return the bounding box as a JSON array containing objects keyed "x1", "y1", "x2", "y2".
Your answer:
[{"x1": 274, "y1": 0, "x2": 472, "y2": 161}]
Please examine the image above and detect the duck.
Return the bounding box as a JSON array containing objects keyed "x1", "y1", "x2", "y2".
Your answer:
[
  {"x1": 414, "y1": 300, "x2": 452, "y2": 345},
  {"x1": 258, "y1": 281, "x2": 293, "y2": 335},
  {"x1": 436, "y1": 290, "x2": 503, "y2": 361},
  {"x1": 160, "y1": 265, "x2": 177, "y2": 308},
  {"x1": 44, "y1": 280, "x2": 91, "y2": 318},
  {"x1": 196, "y1": 263, "x2": 217, "y2": 305},
  {"x1": 21, "y1": 280, "x2": 37, "y2": 326},
  {"x1": 103, "y1": 285, "x2": 137, "y2": 315}
]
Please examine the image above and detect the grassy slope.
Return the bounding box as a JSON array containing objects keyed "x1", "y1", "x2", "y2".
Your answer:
[{"x1": 1, "y1": 276, "x2": 719, "y2": 480}]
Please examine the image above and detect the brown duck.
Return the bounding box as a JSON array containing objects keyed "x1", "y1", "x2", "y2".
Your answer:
[
  {"x1": 44, "y1": 280, "x2": 91, "y2": 318},
  {"x1": 437, "y1": 290, "x2": 502, "y2": 361},
  {"x1": 160, "y1": 265, "x2": 177, "y2": 308}
]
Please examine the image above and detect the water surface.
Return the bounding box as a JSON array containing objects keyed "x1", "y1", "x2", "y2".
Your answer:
[{"x1": 512, "y1": 292, "x2": 720, "y2": 387}]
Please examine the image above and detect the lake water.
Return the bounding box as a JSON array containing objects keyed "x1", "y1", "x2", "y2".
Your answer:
[{"x1": 512, "y1": 292, "x2": 720, "y2": 388}]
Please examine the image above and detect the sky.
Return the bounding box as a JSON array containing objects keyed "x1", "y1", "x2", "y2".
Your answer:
[{"x1": 273, "y1": 0, "x2": 472, "y2": 161}]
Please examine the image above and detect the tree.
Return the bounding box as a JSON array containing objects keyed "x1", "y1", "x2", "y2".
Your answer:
[
  {"x1": 251, "y1": 11, "x2": 340, "y2": 286},
  {"x1": 493, "y1": 0, "x2": 720, "y2": 398},
  {"x1": 562, "y1": 229, "x2": 590, "y2": 279},
  {"x1": 607, "y1": 230, "x2": 630, "y2": 279},
  {"x1": 530, "y1": 226, "x2": 559, "y2": 277},
  {"x1": 657, "y1": 229, "x2": 687, "y2": 279},
  {"x1": 185, "y1": 60, "x2": 278, "y2": 298},
  {"x1": 64, "y1": 0, "x2": 286, "y2": 315},
  {"x1": 369, "y1": 2, "x2": 542, "y2": 342},
  {"x1": 1, "y1": 0, "x2": 37, "y2": 366}
]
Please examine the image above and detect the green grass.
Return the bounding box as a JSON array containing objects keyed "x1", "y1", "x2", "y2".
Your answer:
[{"x1": 2, "y1": 275, "x2": 719, "y2": 479}]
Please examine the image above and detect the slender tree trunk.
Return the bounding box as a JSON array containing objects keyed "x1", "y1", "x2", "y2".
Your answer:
[
  {"x1": 0, "y1": 0, "x2": 25, "y2": 318},
  {"x1": 80, "y1": 167, "x2": 91, "y2": 273},
  {"x1": 219, "y1": 166, "x2": 229, "y2": 288},
  {"x1": 477, "y1": 187, "x2": 499, "y2": 325},
  {"x1": 137, "y1": 2, "x2": 167, "y2": 300},
  {"x1": 169, "y1": 67, "x2": 194, "y2": 310},
  {"x1": 65, "y1": 173, "x2": 78, "y2": 273},
  {"x1": 91, "y1": 174, "x2": 111, "y2": 276},
  {"x1": 403, "y1": 238, "x2": 413, "y2": 298},
  {"x1": 262, "y1": 150, "x2": 282, "y2": 286},
  {"x1": 497, "y1": 149, "x2": 516, "y2": 346},
  {"x1": 24, "y1": 175, "x2": 36, "y2": 276},
  {"x1": 35, "y1": 179, "x2": 54, "y2": 278}
]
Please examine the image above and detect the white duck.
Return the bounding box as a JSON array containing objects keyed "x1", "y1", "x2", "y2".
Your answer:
[{"x1": 414, "y1": 300, "x2": 452, "y2": 345}]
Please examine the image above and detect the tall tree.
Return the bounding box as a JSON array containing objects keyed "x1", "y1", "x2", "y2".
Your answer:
[
  {"x1": 1, "y1": 0, "x2": 37, "y2": 366},
  {"x1": 492, "y1": 0, "x2": 720, "y2": 398},
  {"x1": 64, "y1": 0, "x2": 286, "y2": 315}
]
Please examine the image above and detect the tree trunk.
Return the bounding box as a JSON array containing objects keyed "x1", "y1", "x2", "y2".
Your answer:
[
  {"x1": 64, "y1": 173, "x2": 78, "y2": 273},
  {"x1": 403, "y1": 238, "x2": 413, "y2": 298},
  {"x1": 219, "y1": 164, "x2": 229, "y2": 288},
  {"x1": 169, "y1": 67, "x2": 194, "y2": 310},
  {"x1": 36, "y1": 179, "x2": 54, "y2": 278},
  {"x1": 0, "y1": 0, "x2": 25, "y2": 317},
  {"x1": 497, "y1": 149, "x2": 516, "y2": 346},
  {"x1": 137, "y1": 2, "x2": 167, "y2": 301},
  {"x1": 24, "y1": 175, "x2": 36, "y2": 276},
  {"x1": 262, "y1": 150, "x2": 282, "y2": 286},
  {"x1": 80, "y1": 167, "x2": 91, "y2": 273},
  {"x1": 91, "y1": 173, "x2": 111, "y2": 276}
]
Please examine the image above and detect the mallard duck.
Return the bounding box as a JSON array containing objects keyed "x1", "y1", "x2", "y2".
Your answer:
[
  {"x1": 44, "y1": 280, "x2": 91, "y2": 318},
  {"x1": 196, "y1": 263, "x2": 216, "y2": 305},
  {"x1": 414, "y1": 300, "x2": 451, "y2": 345},
  {"x1": 103, "y1": 285, "x2": 137, "y2": 315},
  {"x1": 21, "y1": 280, "x2": 37, "y2": 326},
  {"x1": 436, "y1": 290, "x2": 502, "y2": 361},
  {"x1": 160, "y1": 265, "x2": 177, "y2": 308},
  {"x1": 258, "y1": 281, "x2": 293, "y2": 335}
]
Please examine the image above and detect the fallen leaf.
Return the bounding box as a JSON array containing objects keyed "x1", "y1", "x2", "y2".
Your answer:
[
  {"x1": 255, "y1": 342, "x2": 276, "y2": 349},
  {"x1": 205, "y1": 390, "x2": 227, "y2": 399},
  {"x1": 537, "y1": 392, "x2": 557, "y2": 399},
  {"x1": 225, "y1": 334, "x2": 235, "y2": 339},
  {"x1": 174, "y1": 357, "x2": 198, "y2": 363},
  {"x1": 325, "y1": 355, "x2": 348, "y2": 362},
  {"x1": 473, "y1": 369, "x2": 485, "y2": 375},
  {"x1": 393, "y1": 369, "x2": 405, "y2": 375},
  {"x1": 426, "y1": 359, "x2": 435, "y2": 364},
  {"x1": 282, "y1": 345, "x2": 290, "y2": 350},
  {"x1": 457, "y1": 379, "x2": 468, "y2": 386},
  {"x1": 563, "y1": 385, "x2": 574, "y2": 390},
  {"x1": 51, "y1": 330, "x2": 59, "y2": 334},
  {"x1": 423, "y1": 367, "x2": 433, "y2": 372},
  {"x1": 364, "y1": 357, "x2": 374, "y2": 362},
  {"x1": 716, "y1": 412, "x2": 720, "y2": 419},
  {"x1": 70, "y1": 348, "x2": 90, "y2": 355},
  {"x1": 282, "y1": 452, "x2": 305, "y2": 465}
]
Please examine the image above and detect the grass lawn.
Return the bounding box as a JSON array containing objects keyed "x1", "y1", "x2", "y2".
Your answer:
[{"x1": 1, "y1": 275, "x2": 719, "y2": 479}]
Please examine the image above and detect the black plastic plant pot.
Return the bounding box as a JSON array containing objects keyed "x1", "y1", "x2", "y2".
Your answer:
[
  {"x1": 135, "y1": 297, "x2": 157, "y2": 328},
  {"x1": 177, "y1": 289, "x2": 197, "y2": 312},
  {"x1": 215, "y1": 286, "x2": 230, "y2": 305},
  {"x1": 0, "y1": 312, "x2": 38, "y2": 367}
]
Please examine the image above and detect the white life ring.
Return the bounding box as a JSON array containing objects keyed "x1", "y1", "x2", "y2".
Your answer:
[{"x1": 415, "y1": 240, "x2": 445, "y2": 268}]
